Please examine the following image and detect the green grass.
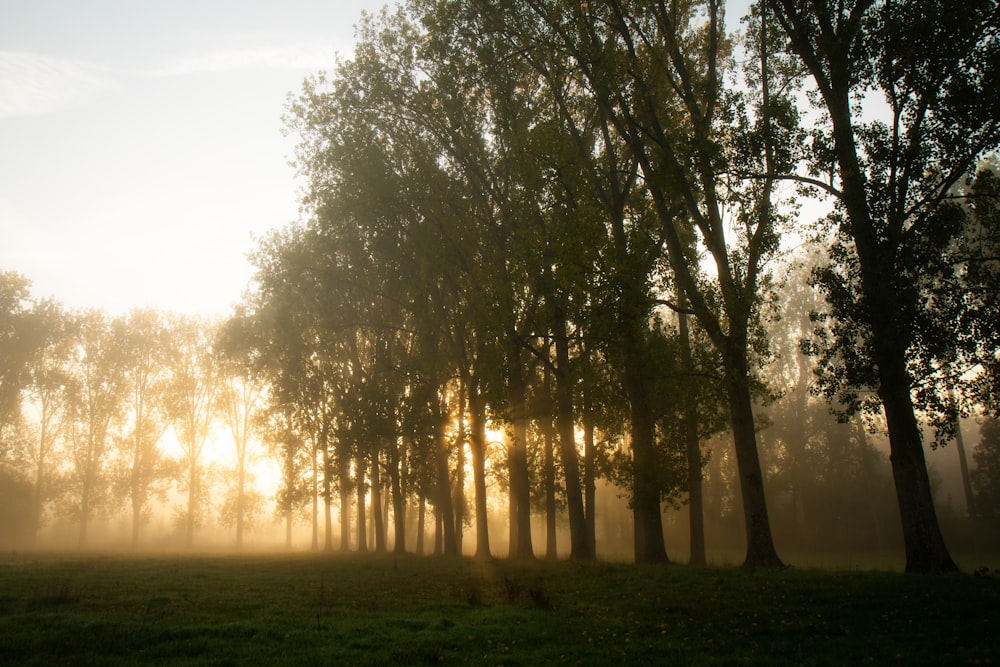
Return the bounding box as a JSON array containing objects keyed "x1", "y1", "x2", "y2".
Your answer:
[{"x1": 0, "y1": 552, "x2": 997, "y2": 665}]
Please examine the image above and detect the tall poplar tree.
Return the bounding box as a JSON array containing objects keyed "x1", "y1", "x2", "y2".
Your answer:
[
  {"x1": 118, "y1": 309, "x2": 173, "y2": 549},
  {"x1": 167, "y1": 315, "x2": 218, "y2": 549},
  {"x1": 769, "y1": 0, "x2": 1000, "y2": 573},
  {"x1": 66, "y1": 310, "x2": 128, "y2": 547},
  {"x1": 24, "y1": 299, "x2": 76, "y2": 543}
]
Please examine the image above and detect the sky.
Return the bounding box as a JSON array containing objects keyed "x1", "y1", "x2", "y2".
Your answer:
[{"x1": 1, "y1": 0, "x2": 393, "y2": 315}]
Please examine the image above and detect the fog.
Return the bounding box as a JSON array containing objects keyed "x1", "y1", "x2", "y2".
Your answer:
[
  {"x1": 5, "y1": 409, "x2": 991, "y2": 567},
  {"x1": 3, "y1": 0, "x2": 998, "y2": 576}
]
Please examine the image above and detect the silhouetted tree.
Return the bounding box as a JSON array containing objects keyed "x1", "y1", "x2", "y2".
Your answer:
[{"x1": 771, "y1": 0, "x2": 1000, "y2": 572}]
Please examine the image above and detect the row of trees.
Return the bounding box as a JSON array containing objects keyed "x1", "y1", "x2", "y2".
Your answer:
[
  {"x1": 0, "y1": 270, "x2": 715, "y2": 555},
  {"x1": 2, "y1": 0, "x2": 997, "y2": 571},
  {"x1": 2, "y1": 259, "x2": 996, "y2": 556},
  {"x1": 237, "y1": 0, "x2": 998, "y2": 573},
  {"x1": 0, "y1": 283, "x2": 264, "y2": 550}
]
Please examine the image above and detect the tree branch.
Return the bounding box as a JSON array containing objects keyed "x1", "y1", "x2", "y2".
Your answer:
[
  {"x1": 653, "y1": 298, "x2": 697, "y2": 315},
  {"x1": 724, "y1": 170, "x2": 844, "y2": 199}
]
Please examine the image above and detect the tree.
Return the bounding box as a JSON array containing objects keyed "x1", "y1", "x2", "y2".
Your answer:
[
  {"x1": 0, "y1": 463, "x2": 34, "y2": 547},
  {"x1": 0, "y1": 272, "x2": 36, "y2": 451},
  {"x1": 971, "y1": 417, "x2": 1000, "y2": 523},
  {"x1": 262, "y1": 406, "x2": 311, "y2": 548},
  {"x1": 675, "y1": 300, "x2": 732, "y2": 565},
  {"x1": 64, "y1": 310, "x2": 128, "y2": 547},
  {"x1": 754, "y1": 257, "x2": 899, "y2": 551},
  {"x1": 23, "y1": 299, "x2": 77, "y2": 543},
  {"x1": 964, "y1": 165, "x2": 1000, "y2": 415},
  {"x1": 770, "y1": 0, "x2": 1000, "y2": 572},
  {"x1": 215, "y1": 371, "x2": 264, "y2": 548},
  {"x1": 166, "y1": 315, "x2": 218, "y2": 548},
  {"x1": 397, "y1": 349, "x2": 448, "y2": 555},
  {"x1": 215, "y1": 315, "x2": 267, "y2": 549},
  {"x1": 117, "y1": 309, "x2": 174, "y2": 548}
]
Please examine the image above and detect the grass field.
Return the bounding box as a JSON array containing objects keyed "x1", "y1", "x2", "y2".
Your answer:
[{"x1": 0, "y1": 551, "x2": 997, "y2": 665}]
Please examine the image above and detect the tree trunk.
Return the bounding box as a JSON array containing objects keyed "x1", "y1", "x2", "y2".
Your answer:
[
  {"x1": 382, "y1": 492, "x2": 390, "y2": 548},
  {"x1": 877, "y1": 351, "x2": 957, "y2": 573},
  {"x1": 679, "y1": 309, "x2": 706, "y2": 566},
  {"x1": 685, "y1": 412, "x2": 706, "y2": 566},
  {"x1": 506, "y1": 346, "x2": 534, "y2": 559},
  {"x1": 368, "y1": 493, "x2": 375, "y2": 548},
  {"x1": 311, "y1": 444, "x2": 319, "y2": 551},
  {"x1": 582, "y1": 375, "x2": 597, "y2": 558},
  {"x1": 510, "y1": 416, "x2": 534, "y2": 559},
  {"x1": 629, "y1": 398, "x2": 666, "y2": 563},
  {"x1": 185, "y1": 461, "x2": 197, "y2": 549},
  {"x1": 955, "y1": 418, "x2": 974, "y2": 518},
  {"x1": 356, "y1": 453, "x2": 367, "y2": 553},
  {"x1": 131, "y1": 431, "x2": 143, "y2": 549},
  {"x1": 454, "y1": 382, "x2": 466, "y2": 555},
  {"x1": 323, "y1": 442, "x2": 333, "y2": 551},
  {"x1": 435, "y1": 404, "x2": 458, "y2": 555},
  {"x1": 725, "y1": 345, "x2": 782, "y2": 568},
  {"x1": 339, "y1": 451, "x2": 352, "y2": 552},
  {"x1": 434, "y1": 506, "x2": 443, "y2": 556},
  {"x1": 78, "y1": 491, "x2": 89, "y2": 548},
  {"x1": 283, "y1": 444, "x2": 294, "y2": 550},
  {"x1": 553, "y1": 318, "x2": 591, "y2": 560},
  {"x1": 236, "y1": 463, "x2": 246, "y2": 550},
  {"x1": 543, "y1": 414, "x2": 558, "y2": 560},
  {"x1": 508, "y1": 439, "x2": 519, "y2": 559},
  {"x1": 416, "y1": 493, "x2": 426, "y2": 556},
  {"x1": 131, "y1": 485, "x2": 143, "y2": 550},
  {"x1": 613, "y1": 262, "x2": 667, "y2": 564},
  {"x1": 542, "y1": 363, "x2": 558, "y2": 561},
  {"x1": 372, "y1": 449, "x2": 386, "y2": 553},
  {"x1": 854, "y1": 414, "x2": 885, "y2": 549},
  {"x1": 32, "y1": 444, "x2": 45, "y2": 546},
  {"x1": 389, "y1": 437, "x2": 407, "y2": 554},
  {"x1": 467, "y1": 377, "x2": 492, "y2": 560},
  {"x1": 79, "y1": 441, "x2": 96, "y2": 549}
]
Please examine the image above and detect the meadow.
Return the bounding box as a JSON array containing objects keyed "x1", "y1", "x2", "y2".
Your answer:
[{"x1": 0, "y1": 551, "x2": 997, "y2": 665}]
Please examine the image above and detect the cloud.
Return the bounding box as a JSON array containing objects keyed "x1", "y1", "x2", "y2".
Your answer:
[
  {"x1": 151, "y1": 42, "x2": 337, "y2": 77},
  {"x1": 0, "y1": 51, "x2": 113, "y2": 119},
  {"x1": 0, "y1": 42, "x2": 341, "y2": 118}
]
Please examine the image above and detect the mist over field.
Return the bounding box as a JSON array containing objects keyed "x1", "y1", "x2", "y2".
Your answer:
[
  {"x1": 3, "y1": 1, "x2": 1000, "y2": 664},
  {"x1": 2, "y1": 366, "x2": 995, "y2": 570}
]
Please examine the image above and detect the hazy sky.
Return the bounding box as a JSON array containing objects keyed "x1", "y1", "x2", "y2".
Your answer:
[{"x1": 1, "y1": 0, "x2": 393, "y2": 315}]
